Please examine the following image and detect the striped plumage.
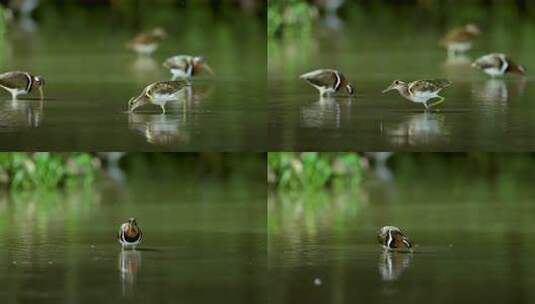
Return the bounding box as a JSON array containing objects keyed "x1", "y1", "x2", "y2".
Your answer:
[
  {"x1": 439, "y1": 24, "x2": 481, "y2": 55},
  {"x1": 377, "y1": 226, "x2": 412, "y2": 250},
  {"x1": 382, "y1": 79, "x2": 451, "y2": 110},
  {"x1": 128, "y1": 80, "x2": 190, "y2": 114},
  {"x1": 126, "y1": 28, "x2": 167, "y2": 56},
  {"x1": 472, "y1": 53, "x2": 526, "y2": 77},
  {"x1": 0, "y1": 71, "x2": 44, "y2": 100},
  {"x1": 162, "y1": 55, "x2": 214, "y2": 79},
  {"x1": 300, "y1": 69, "x2": 354, "y2": 97},
  {"x1": 118, "y1": 217, "x2": 143, "y2": 249}
]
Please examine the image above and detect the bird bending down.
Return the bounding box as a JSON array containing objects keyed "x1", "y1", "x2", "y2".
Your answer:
[
  {"x1": 162, "y1": 55, "x2": 214, "y2": 80},
  {"x1": 128, "y1": 80, "x2": 190, "y2": 114},
  {"x1": 377, "y1": 226, "x2": 412, "y2": 251},
  {"x1": 117, "y1": 217, "x2": 143, "y2": 249},
  {"x1": 300, "y1": 69, "x2": 354, "y2": 97},
  {"x1": 0, "y1": 71, "x2": 45, "y2": 100},
  {"x1": 472, "y1": 53, "x2": 526, "y2": 77},
  {"x1": 382, "y1": 79, "x2": 451, "y2": 110},
  {"x1": 439, "y1": 24, "x2": 481, "y2": 55}
]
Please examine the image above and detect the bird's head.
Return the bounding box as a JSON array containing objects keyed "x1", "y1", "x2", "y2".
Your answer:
[
  {"x1": 382, "y1": 80, "x2": 406, "y2": 93},
  {"x1": 32, "y1": 75, "x2": 45, "y2": 99},
  {"x1": 193, "y1": 56, "x2": 214, "y2": 75},
  {"x1": 128, "y1": 95, "x2": 149, "y2": 112}
]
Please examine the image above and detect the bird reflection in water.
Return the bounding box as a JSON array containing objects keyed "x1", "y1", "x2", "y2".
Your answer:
[
  {"x1": 301, "y1": 96, "x2": 352, "y2": 129},
  {"x1": 118, "y1": 250, "x2": 142, "y2": 296},
  {"x1": 386, "y1": 112, "x2": 447, "y2": 147},
  {"x1": 129, "y1": 112, "x2": 190, "y2": 145},
  {"x1": 473, "y1": 79, "x2": 508, "y2": 104},
  {"x1": 129, "y1": 57, "x2": 162, "y2": 84},
  {"x1": 442, "y1": 53, "x2": 472, "y2": 73},
  {"x1": 0, "y1": 99, "x2": 43, "y2": 130},
  {"x1": 379, "y1": 250, "x2": 412, "y2": 282}
]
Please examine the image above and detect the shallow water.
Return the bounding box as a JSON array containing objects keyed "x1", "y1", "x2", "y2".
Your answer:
[
  {"x1": 0, "y1": 7, "x2": 266, "y2": 150},
  {"x1": 268, "y1": 157, "x2": 535, "y2": 303},
  {"x1": 268, "y1": 8, "x2": 535, "y2": 151},
  {"x1": 0, "y1": 157, "x2": 266, "y2": 303}
]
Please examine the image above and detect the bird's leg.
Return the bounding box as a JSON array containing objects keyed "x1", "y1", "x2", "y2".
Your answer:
[
  {"x1": 160, "y1": 104, "x2": 166, "y2": 114},
  {"x1": 429, "y1": 96, "x2": 445, "y2": 108},
  {"x1": 423, "y1": 102, "x2": 429, "y2": 111}
]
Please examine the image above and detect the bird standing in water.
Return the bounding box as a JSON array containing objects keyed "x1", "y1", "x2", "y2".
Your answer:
[
  {"x1": 439, "y1": 24, "x2": 481, "y2": 55},
  {"x1": 126, "y1": 28, "x2": 167, "y2": 56},
  {"x1": 162, "y1": 55, "x2": 214, "y2": 80},
  {"x1": 377, "y1": 226, "x2": 412, "y2": 251},
  {"x1": 472, "y1": 53, "x2": 526, "y2": 78},
  {"x1": 0, "y1": 71, "x2": 45, "y2": 100},
  {"x1": 300, "y1": 69, "x2": 354, "y2": 97},
  {"x1": 382, "y1": 79, "x2": 451, "y2": 110},
  {"x1": 118, "y1": 217, "x2": 143, "y2": 249},
  {"x1": 128, "y1": 80, "x2": 190, "y2": 114}
]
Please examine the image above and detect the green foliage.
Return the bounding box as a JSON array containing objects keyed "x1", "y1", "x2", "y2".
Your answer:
[
  {"x1": 0, "y1": 153, "x2": 98, "y2": 190},
  {"x1": 268, "y1": 0, "x2": 316, "y2": 38},
  {"x1": 268, "y1": 152, "x2": 362, "y2": 190}
]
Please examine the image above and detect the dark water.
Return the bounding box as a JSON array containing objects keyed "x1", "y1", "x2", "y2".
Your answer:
[
  {"x1": 268, "y1": 10, "x2": 535, "y2": 151},
  {"x1": 0, "y1": 158, "x2": 266, "y2": 303},
  {"x1": 0, "y1": 8, "x2": 267, "y2": 150},
  {"x1": 268, "y1": 157, "x2": 535, "y2": 303}
]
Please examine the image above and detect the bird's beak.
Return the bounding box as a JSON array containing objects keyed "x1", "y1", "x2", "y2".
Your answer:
[
  {"x1": 382, "y1": 85, "x2": 394, "y2": 94},
  {"x1": 38, "y1": 87, "x2": 44, "y2": 100},
  {"x1": 203, "y1": 63, "x2": 215, "y2": 75}
]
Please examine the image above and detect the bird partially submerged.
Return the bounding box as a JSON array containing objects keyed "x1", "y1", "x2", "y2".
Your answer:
[{"x1": 377, "y1": 226, "x2": 412, "y2": 251}]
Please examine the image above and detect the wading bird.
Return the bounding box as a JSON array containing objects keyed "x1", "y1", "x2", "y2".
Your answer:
[
  {"x1": 382, "y1": 79, "x2": 451, "y2": 110},
  {"x1": 0, "y1": 71, "x2": 44, "y2": 100},
  {"x1": 162, "y1": 55, "x2": 214, "y2": 79},
  {"x1": 439, "y1": 24, "x2": 481, "y2": 55},
  {"x1": 300, "y1": 69, "x2": 354, "y2": 97},
  {"x1": 377, "y1": 226, "x2": 412, "y2": 251},
  {"x1": 472, "y1": 53, "x2": 526, "y2": 77},
  {"x1": 117, "y1": 217, "x2": 143, "y2": 249},
  {"x1": 126, "y1": 28, "x2": 167, "y2": 56},
  {"x1": 128, "y1": 80, "x2": 190, "y2": 114}
]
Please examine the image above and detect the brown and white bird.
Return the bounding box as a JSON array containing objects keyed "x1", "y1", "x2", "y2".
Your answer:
[
  {"x1": 128, "y1": 80, "x2": 190, "y2": 114},
  {"x1": 472, "y1": 53, "x2": 526, "y2": 77},
  {"x1": 0, "y1": 71, "x2": 44, "y2": 100},
  {"x1": 117, "y1": 217, "x2": 143, "y2": 249},
  {"x1": 439, "y1": 24, "x2": 481, "y2": 55},
  {"x1": 162, "y1": 55, "x2": 214, "y2": 79},
  {"x1": 126, "y1": 27, "x2": 167, "y2": 56},
  {"x1": 377, "y1": 226, "x2": 412, "y2": 251},
  {"x1": 300, "y1": 69, "x2": 354, "y2": 97},
  {"x1": 382, "y1": 79, "x2": 451, "y2": 110}
]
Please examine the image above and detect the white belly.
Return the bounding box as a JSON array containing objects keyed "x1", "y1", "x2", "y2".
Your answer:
[
  {"x1": 448, "y1": 42, "x2": 472, "y2": 53},
  {"x1": 153, "y1": 93, "x2": 179, "y2": 103},
  {"x1": 134, "y1": 43, "x2": 158, "y2": 55},
  {"x1": 170, "y1": 69, "x2": 191, "y2": 79},
  {"x1": 483, "y1": 68, "x2": 504, "y2": 77},
  {"x1": 409, "y1": 91, "x2": 437, "y2": 103}
]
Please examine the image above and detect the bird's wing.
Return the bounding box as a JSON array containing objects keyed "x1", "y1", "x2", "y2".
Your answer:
[
  {"x1": 0, "y1": 71, "x2": 31, "y2": 90},
  {"x1": 131, "y1": 33, "x2": 156, "y2": 44},
  {"x1": 408, "y1": 80, "x2": 444, "y2": 95},
  {"x1": 441, "y1": 27, "x2": 474, "y2": 43},
  {"x1": 148, "y1": 81, "x2": 189, "y2": 95},
  {"x1": 300, "y1": 70, "x2": 337, "y2": 87},
  {"x1": 163, "y1": 56, "x2": 191, "y2": 69},
  {"x1": 473, "y1": 54, "x2": 503, "y2": 69}
]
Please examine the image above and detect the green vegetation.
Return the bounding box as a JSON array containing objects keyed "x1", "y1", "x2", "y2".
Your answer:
[
  {"x1": 268, "y1": 152, "x2": 362, "y2": 190},
  {"x1": 0, "y1": 153, "x2": 99, "y2": 190},
  {"x1": 268, "y1": 0, "x2": 316, "y2": 38}
]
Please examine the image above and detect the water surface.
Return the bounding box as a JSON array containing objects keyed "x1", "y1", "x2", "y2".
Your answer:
[
  {"x1": 0, "y1": 156, "x2": 266, "y2": 303},
  {"x1": 268, "y1": 156, "x2": 535, "y2": 303},
  {"x1": 0, "y1": 7, "x2": 267, "y2": 150},
  {"x1": 269, "y1": 7, "x2": 535, "y2": 150}
]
